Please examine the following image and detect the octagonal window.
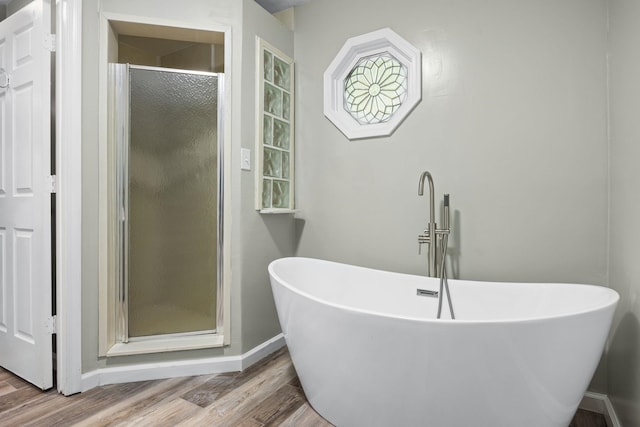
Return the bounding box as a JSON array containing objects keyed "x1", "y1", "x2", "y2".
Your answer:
[{"x1": 324, "y1": 28, "x2": 421, "y2": 140}]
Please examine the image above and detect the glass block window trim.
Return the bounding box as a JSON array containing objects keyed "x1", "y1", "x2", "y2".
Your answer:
[{"x1": 256, "y1": 37, "x2": 295, "y2": 212}]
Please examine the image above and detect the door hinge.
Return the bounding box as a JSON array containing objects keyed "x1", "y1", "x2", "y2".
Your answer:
[
  {"x1": 48, "y1": 175, "x2": 57, "y2": 193},
  {"x1": 46, "y1": 315, "x2": 57, "y2": 334},
  {"x1": 44, "y1": 34, "x2": 56, "y2": 52}
]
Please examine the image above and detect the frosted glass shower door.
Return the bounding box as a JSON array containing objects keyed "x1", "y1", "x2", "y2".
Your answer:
[{"x1": 123, "y1": 65, "x2": 221, "y2": 339}]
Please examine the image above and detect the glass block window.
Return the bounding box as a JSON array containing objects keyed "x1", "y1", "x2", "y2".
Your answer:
[
  {"x1": 344, "y1": 54, "x2": 408, "y2": 125},
  {"x1": 256, "y1": 38, "x2": 295, "y2": 212}
]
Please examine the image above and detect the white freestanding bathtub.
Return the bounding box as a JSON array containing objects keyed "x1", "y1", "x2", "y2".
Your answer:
[{"x1": 268, "y1": 257, "x2": 619, "y2": 427}]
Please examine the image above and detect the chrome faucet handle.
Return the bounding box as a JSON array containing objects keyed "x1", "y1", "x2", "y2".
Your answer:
[
  {"x1": 435, "y1": 194, "x2": 451, "y2": 236},
  {"x1": 443, "y1": 194, "x2": 450, "y2": 230},
  {"x1": 418, "y1": 233, "x2": 429, "y2": 254}
]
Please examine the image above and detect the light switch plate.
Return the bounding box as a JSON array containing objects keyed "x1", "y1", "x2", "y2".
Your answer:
[{"x1": 241, "y1": 148, "x2": 251, "y2": 171}]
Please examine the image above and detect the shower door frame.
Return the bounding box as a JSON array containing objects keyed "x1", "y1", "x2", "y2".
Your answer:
[
  {"x1": 113, "y1": 64, "x2": 225, "y2": 348},
  {"x1": 100, "y1": 59, "x2": 230, "y2": 357},
  {"x1": 95, "y1": 15, "x2": 233, "y2": 360}
]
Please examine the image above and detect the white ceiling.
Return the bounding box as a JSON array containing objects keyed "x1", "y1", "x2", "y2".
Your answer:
[
  {"x1": 254, "y1": 0, "x2": 311, "y2": 13},
  {"x1": 0, "y1": 0, "x2": 305, "y2": 14}
]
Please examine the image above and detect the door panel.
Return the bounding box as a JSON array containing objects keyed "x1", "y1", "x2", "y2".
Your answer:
[
  {"x1": 14, "y1": 83, "x2": 34, "y2": 193},
  {"x1": 14, "y1": 229, "x2": 34, "y2": 343},
  {"x1": 0, "y1": 230, "x2": 5, "y2": 332},
  {"x1": 0, "y1": 0, "x2": 52, "y2": 390}
]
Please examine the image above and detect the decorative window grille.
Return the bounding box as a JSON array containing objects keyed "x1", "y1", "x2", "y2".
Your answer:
[{"x1": 344, "y1": 53, "x2": 408, "y2": 125}]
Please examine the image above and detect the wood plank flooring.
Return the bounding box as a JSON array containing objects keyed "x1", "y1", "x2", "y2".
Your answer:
[{"x1": 0, "y1": 348, "x2": 606, "y2": 426}]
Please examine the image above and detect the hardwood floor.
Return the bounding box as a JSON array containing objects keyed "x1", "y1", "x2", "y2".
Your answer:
[
  {"x1": 0, "y1": 348, "x2": 606, "y2": 426},
  {"x1": 569, "y1": 410, "x2": 608, "y2": 427}
]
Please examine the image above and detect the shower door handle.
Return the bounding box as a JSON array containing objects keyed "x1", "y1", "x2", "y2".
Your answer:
[{"x1": 0, "y1": 68, "x2": 9, "y2": 89}]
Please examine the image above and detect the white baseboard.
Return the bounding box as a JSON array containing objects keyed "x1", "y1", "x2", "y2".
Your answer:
[
  {"x1": 580, "y1": 391, "x2": 622, "y2": 427},
  {"x1": 80, "y1": 334, "x2": 286, "y2": 392}
]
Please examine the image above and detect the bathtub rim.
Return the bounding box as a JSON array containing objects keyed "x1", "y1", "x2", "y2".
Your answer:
[{"x1": 268, "y1": 256, "x2": 620, "y2": 326}]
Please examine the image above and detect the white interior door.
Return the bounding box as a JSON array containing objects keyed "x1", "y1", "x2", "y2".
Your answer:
[{"x1": 0, "y1": 0, "x2": 53, "y2": 390}]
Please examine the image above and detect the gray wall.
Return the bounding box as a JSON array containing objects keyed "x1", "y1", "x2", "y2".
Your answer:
[
  {"x1": 293, "y1": 0, "x2": 608, "y2": 283},
  {"x1": 0, "y1": 1, "x2": 37, "y2": 24},
  {"x1": 239, "y1": 0, "x2": 295, "y2": 353},
  {"x1": 7, "y1": 0, "x2": 32, "y2": 17},
  {"x1": 293, "y1": 0, "x2": 609, "y2": 390},
  {"x1": 80, "y1": 0, "x2": 294, "y2": 371},
  {"x1": 608, "y1": 0, "x2": 640, "y2": 423}
]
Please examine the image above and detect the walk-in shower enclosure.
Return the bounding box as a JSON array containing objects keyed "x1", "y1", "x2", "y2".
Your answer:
[{"x1": 109, "y1": 64, "x2": 224, "y2": 343}]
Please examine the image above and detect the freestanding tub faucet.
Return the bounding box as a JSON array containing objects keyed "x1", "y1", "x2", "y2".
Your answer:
[
  {"x1": 418, "y1": 171, "x2": 437, "y2": 277},
  {"x1": 418, "y1": 171, "x2": 454, "y2": 319},
  {"x1": 418, "y1": 171, "x2": 450, "y2": 278}
]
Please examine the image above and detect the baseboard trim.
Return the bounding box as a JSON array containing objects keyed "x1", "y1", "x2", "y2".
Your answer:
[
  {"x1": 80, "y1": 334, "x2": 286, "y2": 392},
  {"x1": 580, "y1": 391, "x2": 622, "y2": 427}
]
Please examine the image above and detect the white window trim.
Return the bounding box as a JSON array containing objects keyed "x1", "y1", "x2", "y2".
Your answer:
[
  {"x1": 56, "y1": 0, "x2": 83, "y2": 396},
  {"x1": 255, "y1": 36, "x2": 295, "y2": 212},
  {"x1": 323, "y1": 27, "x2": 422, "y2": 140}
]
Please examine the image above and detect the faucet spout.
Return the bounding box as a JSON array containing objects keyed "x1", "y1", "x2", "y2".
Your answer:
[
  {"x1": 418, "y1": 171, "x2": 435, "y2": 225},
  {"x1": 418, "y1": 171, "x2": 437, "y2": 277}
]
